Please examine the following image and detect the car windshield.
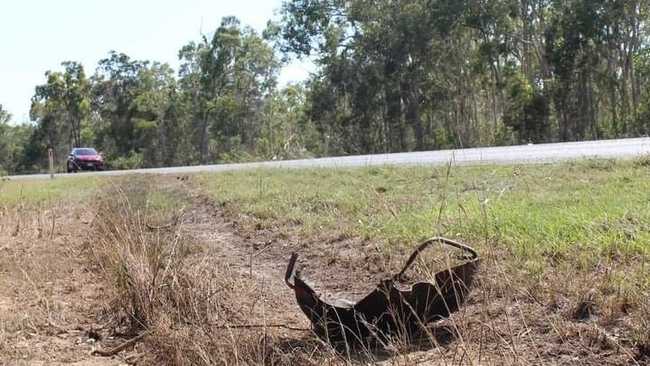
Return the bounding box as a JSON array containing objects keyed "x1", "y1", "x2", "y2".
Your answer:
[{"x1": 75, "y1": 148, "x2": 98, "y2": 156}]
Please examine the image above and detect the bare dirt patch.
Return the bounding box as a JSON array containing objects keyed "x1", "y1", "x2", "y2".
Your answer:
[{"x1": 0, "y1": 202, "x2": 125, "y2": 365}]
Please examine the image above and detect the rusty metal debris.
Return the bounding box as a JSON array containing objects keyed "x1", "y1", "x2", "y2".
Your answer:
[{"x1": 285, "y1": 237, "x2": 479, "y2": 346}]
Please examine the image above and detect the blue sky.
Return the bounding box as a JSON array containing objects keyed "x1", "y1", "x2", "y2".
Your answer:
[{"x1": 0, "y1": 0, "x2": 314, "y2": 123}]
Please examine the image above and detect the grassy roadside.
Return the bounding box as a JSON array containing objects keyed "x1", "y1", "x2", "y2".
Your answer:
[
  {"x1": 198, "y1": 159, "x2": 650, "y2": 257},
  {"x1": 197, "y1": 159, "x2": 650, "y2": 357},
  {"x1": 3, "y1": 161, "x2": 649, "y2": 363},
  {"x1": 0, "y1": 176, "x2": 100, "y2": 207}
]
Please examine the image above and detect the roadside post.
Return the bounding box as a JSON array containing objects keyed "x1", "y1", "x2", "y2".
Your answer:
[{"x1": 48, "y1": 148, "x2": 54, "y2": 179}]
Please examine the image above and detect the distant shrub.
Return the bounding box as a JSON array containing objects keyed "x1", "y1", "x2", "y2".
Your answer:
[{"x1": 108, "y1": 151, "x2": 144, "y2": 170}]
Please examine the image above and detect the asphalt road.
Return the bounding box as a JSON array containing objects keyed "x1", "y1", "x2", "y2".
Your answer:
[{"x1": 5, "y1": 137, "x2": 650, "y2": 181}]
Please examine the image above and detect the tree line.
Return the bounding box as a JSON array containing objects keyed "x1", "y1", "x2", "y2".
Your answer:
[{"x1": 1, "y1": 0, "x2": 649, "y2": 175}]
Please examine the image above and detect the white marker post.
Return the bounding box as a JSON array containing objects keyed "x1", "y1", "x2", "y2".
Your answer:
[{"x1": 48, "y1": 148, "x2": 54, "y2": 179}]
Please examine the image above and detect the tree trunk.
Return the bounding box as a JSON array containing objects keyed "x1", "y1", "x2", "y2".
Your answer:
[{"x1": 384, "y1": 59, "x2": 404, "y2": 152}]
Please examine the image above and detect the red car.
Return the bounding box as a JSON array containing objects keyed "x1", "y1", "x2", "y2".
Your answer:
[{"x1": 67, "y1": 148, "x2": 104, "y2": 172}]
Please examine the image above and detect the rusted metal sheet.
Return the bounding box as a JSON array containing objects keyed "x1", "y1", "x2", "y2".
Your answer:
[{"x1": 285, "y1": 237, "x2": 479, "y2": 346}]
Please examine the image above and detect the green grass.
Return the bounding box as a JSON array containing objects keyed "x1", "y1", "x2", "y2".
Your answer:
[
  {"x1": 145, "y1": 189, "x2": 186, "y2": 212},
  {"x1": 198, "y1": 160, "x2": 650, "y2": 262},
  {"x1": 198, "y1": 159, "x2": 650, "y2": 341},
  {"x1": 0, "y1": 176, "x2": 101, "y2": 207}
]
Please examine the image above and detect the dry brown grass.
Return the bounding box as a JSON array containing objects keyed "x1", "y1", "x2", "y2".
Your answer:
[
  {"x1": 86, "y1": 178, "x2": 343, "y2": 365},
  {"x1": 0, "y1": 197, "x2": 114, "y2": 364}
]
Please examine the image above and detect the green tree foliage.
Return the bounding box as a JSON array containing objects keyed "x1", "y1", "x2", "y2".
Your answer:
[
  {"x1": 178, "y1": 17, "x2": 280, "y2": 163},
  {"x1": 92, "y1": 53, "x2": 183, "y2": 168},
  {"x1": 256, "y1": 84, "x2": 318, "y2": 160},
  {"x1": 11, "y1": 8, "x2": 650, "y2": 173},
  {"x1": 92, "y1": 52, "x2": 152, "y2": 164},
  {"x1": 0, "y1": 105, "x2": 33, "y2": 174},
  {"x1": 278, "y1": 0, "x2": 649, "y2": 151},
  {"x1": 28, "y1": 62, "x2": 91, "y2": 167},
  {"x1": 0, "y1": 105, "x2": 12, "y2": 174},
  {"x1": 502, "y1": 70, "x2": 550, "y2": 143}
]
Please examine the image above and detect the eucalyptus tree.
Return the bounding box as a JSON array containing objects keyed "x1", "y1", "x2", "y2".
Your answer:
[
  {"x1": 0, "y1": 104, "x2": 9, "y2": 125},
  {"x1": 29, "y1": 61, "x2": 91, "y2": 167},
  {"x1": 0, "y1": 105, "x2": 11, "y2": 173},
  {"x1": 91, "y1": 52, "x2": 181, "y2": 167},
  {"x1": 256, "y1": 84, "x2": 318, "y2": 160},
  {"x1": 130, "y1": 62, "x2": 181, "y2": 167},
  {"x1": 277, "y1": 0, "x2": 649, "y2": 150},
  {"x1": 91, "y1": 52, "x2": 150, "y2": 160},
  {"x1": 178, "y1": 16, "x2": 280, "y2": 163},
  {"x1": 277, "y1": 0, "x2": 480, "y2": 153},
  {"x1": 0, "y1": 106, "x2": 32, "y2": 175}
]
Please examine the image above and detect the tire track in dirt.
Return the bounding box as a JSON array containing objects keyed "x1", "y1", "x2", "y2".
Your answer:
[
  {"x1": 178, "y1": 196, "x2": 309, "y2": 329},
  {"x1": 177, "y1": 186, "x2": 410, "y2": 332}
]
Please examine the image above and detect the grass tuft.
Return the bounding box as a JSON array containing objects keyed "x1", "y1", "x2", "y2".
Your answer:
[{"x1": 87, "y1": 177, "x2": 339, "y2": 365}]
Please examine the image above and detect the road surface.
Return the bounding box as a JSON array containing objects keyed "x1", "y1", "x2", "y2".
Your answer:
[{"x1": 5, "y1": 137, "x2": 650, "y2": 181}]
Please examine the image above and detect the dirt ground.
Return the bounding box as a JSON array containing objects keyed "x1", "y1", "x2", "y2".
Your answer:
[
  {"x1": 0, "y1": 178, "x2": 646, "y2": 365},
  {"x1": 0, "y1": 202, "x2": 127, "y2": 365},
  {"x1": 201, "y1": 195, "x2": 645, "y2": 365}
]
